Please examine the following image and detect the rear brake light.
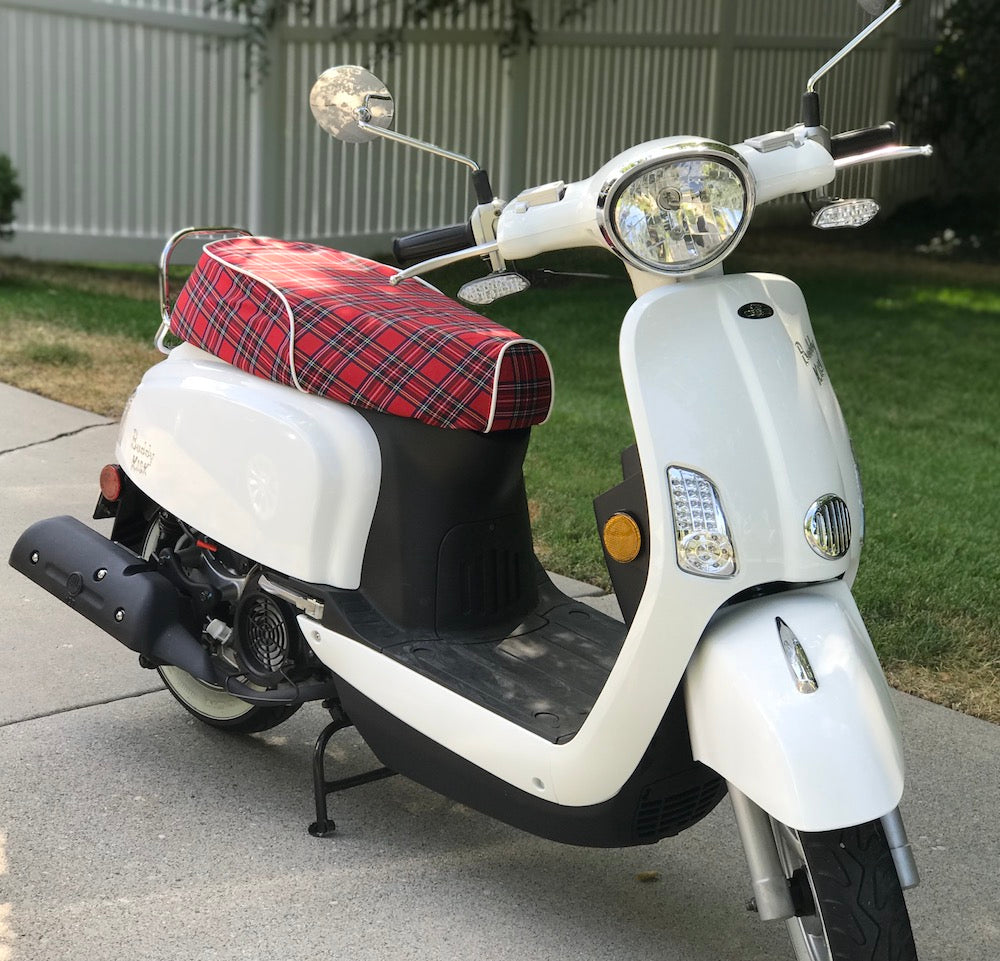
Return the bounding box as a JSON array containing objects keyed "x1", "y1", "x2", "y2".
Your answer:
[{"x1": 99, "y1": 464, "x2": 124, "y2": 502}]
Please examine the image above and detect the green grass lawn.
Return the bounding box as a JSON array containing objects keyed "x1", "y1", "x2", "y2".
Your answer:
[{"x1": 1, "y1": 234, "x2": 997, "y2": 718}]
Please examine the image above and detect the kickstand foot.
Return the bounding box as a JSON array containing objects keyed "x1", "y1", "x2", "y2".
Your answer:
[{"x1": 309, "y1": 701, "x2": 395, "y2": 837}]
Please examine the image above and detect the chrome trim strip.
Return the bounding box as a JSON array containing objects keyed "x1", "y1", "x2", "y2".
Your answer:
[{"x1": 776, "y1": 618, "x2": 818, "y2": 694}]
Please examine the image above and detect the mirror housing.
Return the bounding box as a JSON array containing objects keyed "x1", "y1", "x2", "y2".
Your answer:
[{"x1": 309, "y1": 65, "x2": 394, "y2": 143}]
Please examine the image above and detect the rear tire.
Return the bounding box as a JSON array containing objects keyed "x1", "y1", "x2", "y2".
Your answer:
[
  {"x1": 157, "y1": 665, "x2": 299, "y2": 734},
  {"x1": 772, "y1": 818, "x2": 917, "y2": 961},
  {"x1": 129, "y1": 514, "x2": 300, "y2": 735}
]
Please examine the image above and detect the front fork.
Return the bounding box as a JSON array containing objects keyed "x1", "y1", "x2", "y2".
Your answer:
[{"x1": 729, "y1": 783, "x2": 920, "y2": 922}]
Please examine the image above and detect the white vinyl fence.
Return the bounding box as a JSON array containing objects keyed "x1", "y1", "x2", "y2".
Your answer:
[{"x1": 0, "y1": 0, "x2": 940, "y2": 263}]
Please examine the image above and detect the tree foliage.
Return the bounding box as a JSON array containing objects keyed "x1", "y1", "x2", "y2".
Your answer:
[
  {"x1": 899, "y1": 0, "x2": 1000, "y2": 197},
  {"x1": 207, "y1": 0, "x2": 609, "y2": 78},
  {"x1": 0, "y1": 154, "x2": 23, "y2": 240}
]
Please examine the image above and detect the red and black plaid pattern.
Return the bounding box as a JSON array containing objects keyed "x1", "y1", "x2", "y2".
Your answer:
[{"x1": 170, "y1": 238, "x2": 553, "y2": 433}]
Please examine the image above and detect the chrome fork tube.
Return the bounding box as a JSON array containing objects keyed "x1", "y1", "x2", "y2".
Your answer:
[
  {"x1": 881, "y1": 807, "x2": 921, "y2": 890},
  {"x1": 728, "y1": 784, "x2": 795, "y2": 921}
]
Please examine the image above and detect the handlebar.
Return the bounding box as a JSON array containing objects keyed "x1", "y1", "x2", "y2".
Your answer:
[
  {"x1": 393, "y1": 222, "x2": 477, "y2": 267},
  {"x1": 829, "y1": 122, "x2": 898, "y2": 161}
]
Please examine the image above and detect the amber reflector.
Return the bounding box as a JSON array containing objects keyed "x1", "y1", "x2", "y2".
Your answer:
[{"x1": 603, "y1": 512, "x2": 642, "y2": 564}]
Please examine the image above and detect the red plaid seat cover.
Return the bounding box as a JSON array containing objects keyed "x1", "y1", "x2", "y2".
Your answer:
[{"x1": 170, "y1": 237, "x2": 553, "y2": 432}]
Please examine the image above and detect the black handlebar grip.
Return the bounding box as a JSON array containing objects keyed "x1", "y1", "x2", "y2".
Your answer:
[
  {"x1": 830, "y1": 122, "x2": 898, "y2": 161},
  {"x1": 393, "y1": 222, "x2": 477, "y2": 267}
]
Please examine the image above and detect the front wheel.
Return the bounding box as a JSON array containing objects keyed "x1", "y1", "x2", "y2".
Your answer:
[{"x1": 772, "y1": 819, "x2": 917, "y2": 961}]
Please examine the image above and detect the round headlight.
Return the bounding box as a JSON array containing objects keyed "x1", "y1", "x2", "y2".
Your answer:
[{"x1": 599, "y1": 143, "x2": 754, "y2": 275}]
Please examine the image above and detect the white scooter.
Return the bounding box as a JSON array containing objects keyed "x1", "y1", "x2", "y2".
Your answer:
[{"x1": 10, "y1": 2, "x2": 932, "y2": 958}]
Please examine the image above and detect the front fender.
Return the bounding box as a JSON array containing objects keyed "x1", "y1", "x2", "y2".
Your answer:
[{"x1": 685, "y1": 581, "x2": 904, "y2": 832}]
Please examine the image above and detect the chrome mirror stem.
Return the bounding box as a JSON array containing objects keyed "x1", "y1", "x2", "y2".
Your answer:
[
  {"x1": 356, "y1": 107, "x2": 483, "y2": 175},
  {"x1": 806, "y1": 0, "x2": 906, "y2": 93}
]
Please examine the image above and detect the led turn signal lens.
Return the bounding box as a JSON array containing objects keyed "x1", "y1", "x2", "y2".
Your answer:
[{"x1": 603, "y1": 512, "x2": 642, "y2": 564}]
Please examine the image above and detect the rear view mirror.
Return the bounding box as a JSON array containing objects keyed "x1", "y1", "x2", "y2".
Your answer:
[{"x1": 309, "y1": 65, "x2": 395, "y2": 143}]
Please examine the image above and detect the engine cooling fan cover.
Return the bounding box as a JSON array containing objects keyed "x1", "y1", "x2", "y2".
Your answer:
[{"x1": 233, "y1": 589, "x2": 301, "y2": 684}]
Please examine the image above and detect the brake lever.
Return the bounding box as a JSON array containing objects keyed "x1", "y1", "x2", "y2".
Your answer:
[{"x1": 833, "y1": 143, "x2": 933, "y2": 169}]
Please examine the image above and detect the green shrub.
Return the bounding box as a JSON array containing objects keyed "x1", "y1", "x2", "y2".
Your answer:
[{"x1": 0, "y1": 154, "x2": 23, "y2": 239}]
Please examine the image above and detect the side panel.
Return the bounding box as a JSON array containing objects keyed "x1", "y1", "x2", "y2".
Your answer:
[
  {"x1": 117, "y1": 344, "x2": 381, "y2": 589},
  {"x1": 685, "y1": 581, "x2": 904, "y2": 832}
]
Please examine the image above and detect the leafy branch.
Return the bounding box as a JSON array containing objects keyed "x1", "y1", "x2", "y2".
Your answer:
[{"x1": 207, "y1": 0, "x2": 610, "y2": 79}]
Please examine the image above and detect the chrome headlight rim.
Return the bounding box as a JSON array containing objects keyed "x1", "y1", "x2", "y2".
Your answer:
[{"x1": 596, "y1": 140, "x2": 756, "y2": 277}]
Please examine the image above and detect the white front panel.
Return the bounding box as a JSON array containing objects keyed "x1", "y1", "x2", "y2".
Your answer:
[
  {"x1": 118, "y1": 345, "x2": 381, "y2": 588},
  {"x1": 620, "y1": 272, "x2": 864, "y2": 589}
]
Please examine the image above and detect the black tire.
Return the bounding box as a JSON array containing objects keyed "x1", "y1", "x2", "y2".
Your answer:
[
  {"x1": 157, "y1": 664, "x2": 300, "y2": 734},
  {"x1": 772, "y1": 818, "x2": 918, "y2": 961}
]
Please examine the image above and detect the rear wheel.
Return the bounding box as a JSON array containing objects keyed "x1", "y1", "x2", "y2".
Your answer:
[
  {"x1": 157, "y1": 664, "x2": 298, "y2": 733},
  {"x1": 772, "y1": 818, "x2": 917, "y2": 961},
  {"x1": 134, "y1": 514, "x2": 300, "y2": 734}
]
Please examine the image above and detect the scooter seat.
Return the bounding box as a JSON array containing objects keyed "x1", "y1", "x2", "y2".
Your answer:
[{"x1": 170, "y1": 237, "x2": 553, "y2": 432}]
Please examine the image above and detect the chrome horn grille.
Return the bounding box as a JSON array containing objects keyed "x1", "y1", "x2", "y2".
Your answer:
[{"x1": 804, "y1": 494, "x2": 852, "y2": 559}]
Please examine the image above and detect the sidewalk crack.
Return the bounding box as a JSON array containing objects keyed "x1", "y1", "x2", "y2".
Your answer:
[
  {"x1": 0, "y1": 421, "x2": 116, "y2": 457},
  {"x1": 0, "y1": 686, "x2": 165, "y2": 728}
]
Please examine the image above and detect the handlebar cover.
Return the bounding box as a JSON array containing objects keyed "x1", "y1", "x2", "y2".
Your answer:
[
  {"x1": 393, "y1": 222, "x2": 477, "y2": 267},
  {"x1": 829, "y1": 122, "x2": 898, "y2": 161}
]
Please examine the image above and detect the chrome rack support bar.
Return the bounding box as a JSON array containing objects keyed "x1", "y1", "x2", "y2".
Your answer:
[
  {"x1": 728, "y1": 784, "x2": 796, "y2": 922},
  {"x1": 156, "y1": 226, "x2": 252, "y2": 354}
]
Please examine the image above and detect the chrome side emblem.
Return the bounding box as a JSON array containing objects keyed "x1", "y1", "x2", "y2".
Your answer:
[
  {"x1": 776, "y1": 618, "x2": 818, "y2": 694},
  {"x1": 804, "y1": 494, "x2": 851, "y2": 559}
]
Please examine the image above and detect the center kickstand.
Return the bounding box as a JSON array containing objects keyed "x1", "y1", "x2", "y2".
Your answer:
[{"x1": 308, "y1": 699, "x2": 396, "y2": 837}]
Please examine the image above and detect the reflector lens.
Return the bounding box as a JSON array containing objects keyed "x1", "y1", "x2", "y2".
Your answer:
[
  {"x1": 602, "y1": 512, "x2": 642, "y2": 564},
  {"x1": 99, "y1": 464, "x2": 124, "y2": 502}
]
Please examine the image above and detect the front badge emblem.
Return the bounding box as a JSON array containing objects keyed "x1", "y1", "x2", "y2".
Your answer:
[{"x1": 738, "y1": 302, "x2": 774, "y2": 319}]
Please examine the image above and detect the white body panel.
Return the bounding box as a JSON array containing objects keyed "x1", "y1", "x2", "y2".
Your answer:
[
  {"x1": 620, "y1": 272, "x2": 864, "y2": 591},
  {"x1": 305, "y1": 272, "x2": 886, "y2": 817},
  {"x1": 118, "y1": 344, "x2": 381, "y2": 588},
  {"x1": 685, "y1": 581, "x2": 904, "y2": 832}
]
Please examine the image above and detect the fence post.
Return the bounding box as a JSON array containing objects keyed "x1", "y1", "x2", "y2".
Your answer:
[
  {"x1": 248, "y1": 26, "x2": 287, "y2": 236},
  {"x1": 711, "y1": 0, "x2": 737, "y2": 142},
  {"x1": 498, "y1": 43, "x2": 531, "y2": 202}
]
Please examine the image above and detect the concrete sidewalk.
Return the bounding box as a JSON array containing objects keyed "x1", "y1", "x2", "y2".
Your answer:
[{"x1": 1, "y1": 384, "x2": 997, "y2": 961}]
